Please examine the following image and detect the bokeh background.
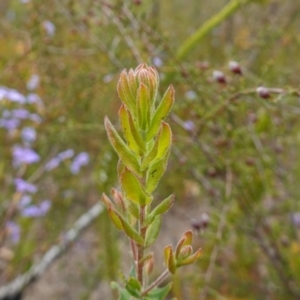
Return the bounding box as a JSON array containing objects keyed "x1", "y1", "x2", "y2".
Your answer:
[{"x1": 1, "y1": 0, "x2": 300, "y2": 299}]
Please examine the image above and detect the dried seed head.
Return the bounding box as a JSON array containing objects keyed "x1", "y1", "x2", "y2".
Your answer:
[
  {"x1": 228, "y1": 61, "x2": 242, "y2": 75},
  {"x1": 212, "y1": 70, "x2": 226, "y2": 84},
  {"x1": 256, "y1": 86, "x2": 270, "y2": 99}
]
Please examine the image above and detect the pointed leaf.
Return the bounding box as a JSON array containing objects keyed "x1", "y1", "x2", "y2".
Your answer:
[
  {"x1": 105, "y1": 117, "x2": 141, "y2": 176},
  {"x1": 117, "y1": 160, "x2": 125, "y2": 181},
  {"x1": 146, "y1": 151, "x2": 170, "y2": 193},
  {"x1": 119, "y1": 104, "x2": 145, "y2": 155},
  {"x1": 145, "y1": 215, "x2": 161, "y2": 248},
  {"x1": 116, "y1": 211, "x2": 144, "y2": 244},
  {"x1": 101, "y1": 193, "x2": 114, "y2": 209},
  {"x1": 182, "y1": 230, "x2": 193, "y2": 246},
  {"x1": 144, "y1": 282, "x2": 173, "y2": 300},
  {"x1": 111, "y1": 281, "x2": 132, "y2": 300},
  {"x1": 146, "y1": 85, "x2": 175, "y2": 142},
  {"x1": 141, "y1": 122, "x2": 172, "y2": 171},
  {"x1": 146, "y1": 194, "x2": 175, "y2": 225},
  {"x1": 137, "y1": 83, "x2": 151, "y2": 130},
  {"x1": 121, "y1": 168, "x2": 152, "y2": 205},
  {"x1": 127, "y1": 201, "x2": 140, "y2": 219},
  {"x1": 125, "y1": 277, "x2": 142, "y2": 298},
  {"x1": 108, "y1": 206, "x2": 123, "y2": 230}
]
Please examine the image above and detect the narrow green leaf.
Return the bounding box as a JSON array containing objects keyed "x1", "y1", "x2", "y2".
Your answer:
[
  {"x1": 117, "y1": 160, "x2": 125, "y2": 181},
  {"x1": 111, "y1": 281, "x2": 132, "y2": 300},
  {"x1": 146, "y1": 194, "x2": 174, "y2": 225},
  {"x1": 117, "y1": 212, "x2": 144, "y2": 245},
  {"x1": 105, "y1": 116, "x2": 141, "y2": 176},
  {"x1": 146, "y1": 85, "x2": 175, "y2": 142},
  {"x1": 146, "y1": 151, "x2": 170, "y2": 193},
  {"x1": 101, "y1": 193, "x2": 114, "y2": 208},
  {"x1": 121, "y1": 168, "x2": 152, "y2": 205},
  {"x1": 119, "y1": 104, "x2": 146, "y2": 155},
  {"x1": 127, "y1": 201, "x2": 140, "y2": 219},
  {"x1": 141, "y1": 122, "x2": 172, "y2": 171},
  {"x1": 137, "y1": 83, "x2": 151, "y2": 130},
  {"x1": 144, "y1": 282, "x2": 173, "y2": 300},
  {"x1": 107, "y1": 207, "x2": 123, "y2": 230},
  {"x1": 145, "y1": 215, "x2": 161, "y2": 248}
]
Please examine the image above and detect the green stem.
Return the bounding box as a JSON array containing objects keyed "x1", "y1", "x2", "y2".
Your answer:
[{"x1": 176, "y1": 0, "x2": 250, "y2": 61}]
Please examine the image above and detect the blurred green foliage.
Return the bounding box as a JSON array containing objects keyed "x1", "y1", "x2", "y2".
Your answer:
[{"x1": 1, "y1": 0, "x2": 300, "y2": 299}]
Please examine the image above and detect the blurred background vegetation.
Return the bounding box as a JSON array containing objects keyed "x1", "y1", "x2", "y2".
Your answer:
[{"x1": 1, "y1": 0, "x2": 300, "y2": 299}]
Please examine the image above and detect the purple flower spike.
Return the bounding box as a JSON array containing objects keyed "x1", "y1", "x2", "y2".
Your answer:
[
  {"x1": 21, "y1": 200, "x2": 51, "y2": 218},
  {"x1": 12, "y1": 108, "x2": 29, "y2": 119},
  {"x1": 6, "y1": 221, "x2": 20, "y2": 244},
  {"x1": 14, "y1": 178, "x2": 37, "y2": 194},
  {"x1": 21, "y1": 127, "x2": 37, "y2": 143},
  {"x1": 70, "y1": 152, "x2": 89, "y2": 174},
  {"x1": 12, "y1": 146, "x2": 40, "y2": 167},
  {"x1": 19, "y1": 195, "x2": 32, "y2": 209},
  {"x1": 45, "y1": 157, "x2": 60, "y2": 171},
  {"x1": 43, "y1": 20, "x2": 56, "y2": 37},
  {"x1": 57, "y1": 149, "x2": 75, "y2": 161},
  {"x1": 26, "y1": 74, "x2": 40, "y2": 91},
  {"x1": 27, "y1": 93, "x2": 42, "y2": 104},
  {"x1": 183, "y1": 120, "x2": 195, "y2": 132},
  {"x1": 0, "y1": 87, "x2": 26, "y2": 103},
  {"x1": 0, "y1": 118, "x2": 20, "y2": 131}
]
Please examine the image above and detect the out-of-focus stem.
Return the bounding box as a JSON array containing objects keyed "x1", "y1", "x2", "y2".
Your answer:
[
  {"x1": 176, "y1": 0, "x2": 250, "y2": 61},
  {"x1": 141, "y1": 269, "x2": 170, "y2": 296},
  {"x1": 137, "y1": 205, "x2": 146, "y2": 285}
]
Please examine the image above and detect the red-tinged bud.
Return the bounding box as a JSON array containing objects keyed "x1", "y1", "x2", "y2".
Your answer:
[
  {"x1": 178, "y1": 245, "x2": 193, "y2": 259},
  {"x1": 212, "y1": 70, "x2": 226, "y2": 84},
  {"x1": 111, "y1": 188, "x2": 125, "y2": 212},
  {"x1": 228, "y1": 61, "x2": 242, "y2": 75},
  {"x1": 191, "y1": 219, "x2": 201, "y2": 231},
  {"x1": 144, "y1": 253, "x2": 154, "y2": 276},
  {"x1": 200, "y1": 213, "x2": 210, "y2": 228},
  {"x1": 256, "y1": 86, "x2": 270, "y2": 99}
]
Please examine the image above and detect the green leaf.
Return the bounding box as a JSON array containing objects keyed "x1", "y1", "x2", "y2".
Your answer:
[
  {"x1": 105, "y1": 116, "x2": 141, "y2": 176},
  {"x1": 116, "y1": 211, "x2": 144, "y2": 244},
  {"x1": 146, "y1": 85, "x2": 175, "y2": 142},
  {"x1": 145, "y1": 215, "x2": 161, "y2": 248},
  {"x1": 146, "y1": 151, "x2": 170, "y2": 193},
  {"x1": 117, "y1": 160, "x2": 125, "y2": 181},
  {"x1": 119, "y1": 104, "x2": 146, "y2": 155},
  {"x1": 176, "y1": 248, "x2": 202, "y2": 267},
  {"x1": 127, "y1": 201, "x2": 140, "y2": 219},
  {"x1": 146, "y1": 194, "x2": 174, "y2": 225},
  {"x1": 111, "y1": 281, "x2": 132, "y2": 300},
  {"x1": 144, "y1": 282, "x2": 173, "y2": 300},
  {"x1": 121, "y1": 168, "x2": 152, "y2": 205},
  {"x1": 141, "y1": 122, "x2": 172, "y2": 171},
  {"x1": 164, "y1": 245, "x2": 176, "y2": 274},
  {"x1": 137, "y1": 83, "x2": 151, "y2": 130},
  {"x1": 125, "y1": 277, "x2": 142, "y2": 298},
  {"x1": 107, "y1": 206, "x2": 123, "y2": 230}
]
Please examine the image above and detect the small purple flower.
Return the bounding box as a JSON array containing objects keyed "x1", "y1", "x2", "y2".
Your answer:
[
  {"x1": 6, "y1": 221, "x2": 20, "y2": 244},
  {"x1": 291, "y1": 212, "x2": 300, "y2": 228},
  {"x1": 21, "y1": 200, "x2": 51, "y2": 218},
  {"x1": 0, "y1": 87, "x2": 26, "y2": 103},
  {"x1": 21, "y1": 127, "x2": 37, "y2": 143},
  {"x1": 152, "y1": 57, "x2": 163, "y2": 68},
  {"x1": 14, "y1": 178, "x2": 37, "y2": 194},
  {"x1": 12, "y1": 145, "x2": 40, "y2": 167},
  {"x1": 70, "y1": 152, "x2": 89, "y2": 174},
  {"x1": 26, "y1": 74, "x2": 40, "y2": 91},
  {"x1": 0, "y1": 118, "x2": 20, "y2": 131},
  {"x1": 57, "y1": 149, "x2": 75, "y2": 161},
  {"x1": 12, "y1": 108, "x2": 30, "y2": 119},
  {"x1": 183, "y1": 120, "x2": 195, "y2": 132},
  {"x1": 43, "y1": 20, "x2": 56, "y2": 37},
  {"x1": 27, "y1": 93, "x2": 42, "y2": 104},
  {"x1": 29, "y1": 113, "x2": 42, "y2": 123},
  {"x1": 44, "y1": 157, "x2": 60, "y2": 171},
  {"x1": 19, "y1": 195, "x2": 32, "y2": 209},
  {"x1": 185, "y1": 90, "x2": 197, "y2": 100}
]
